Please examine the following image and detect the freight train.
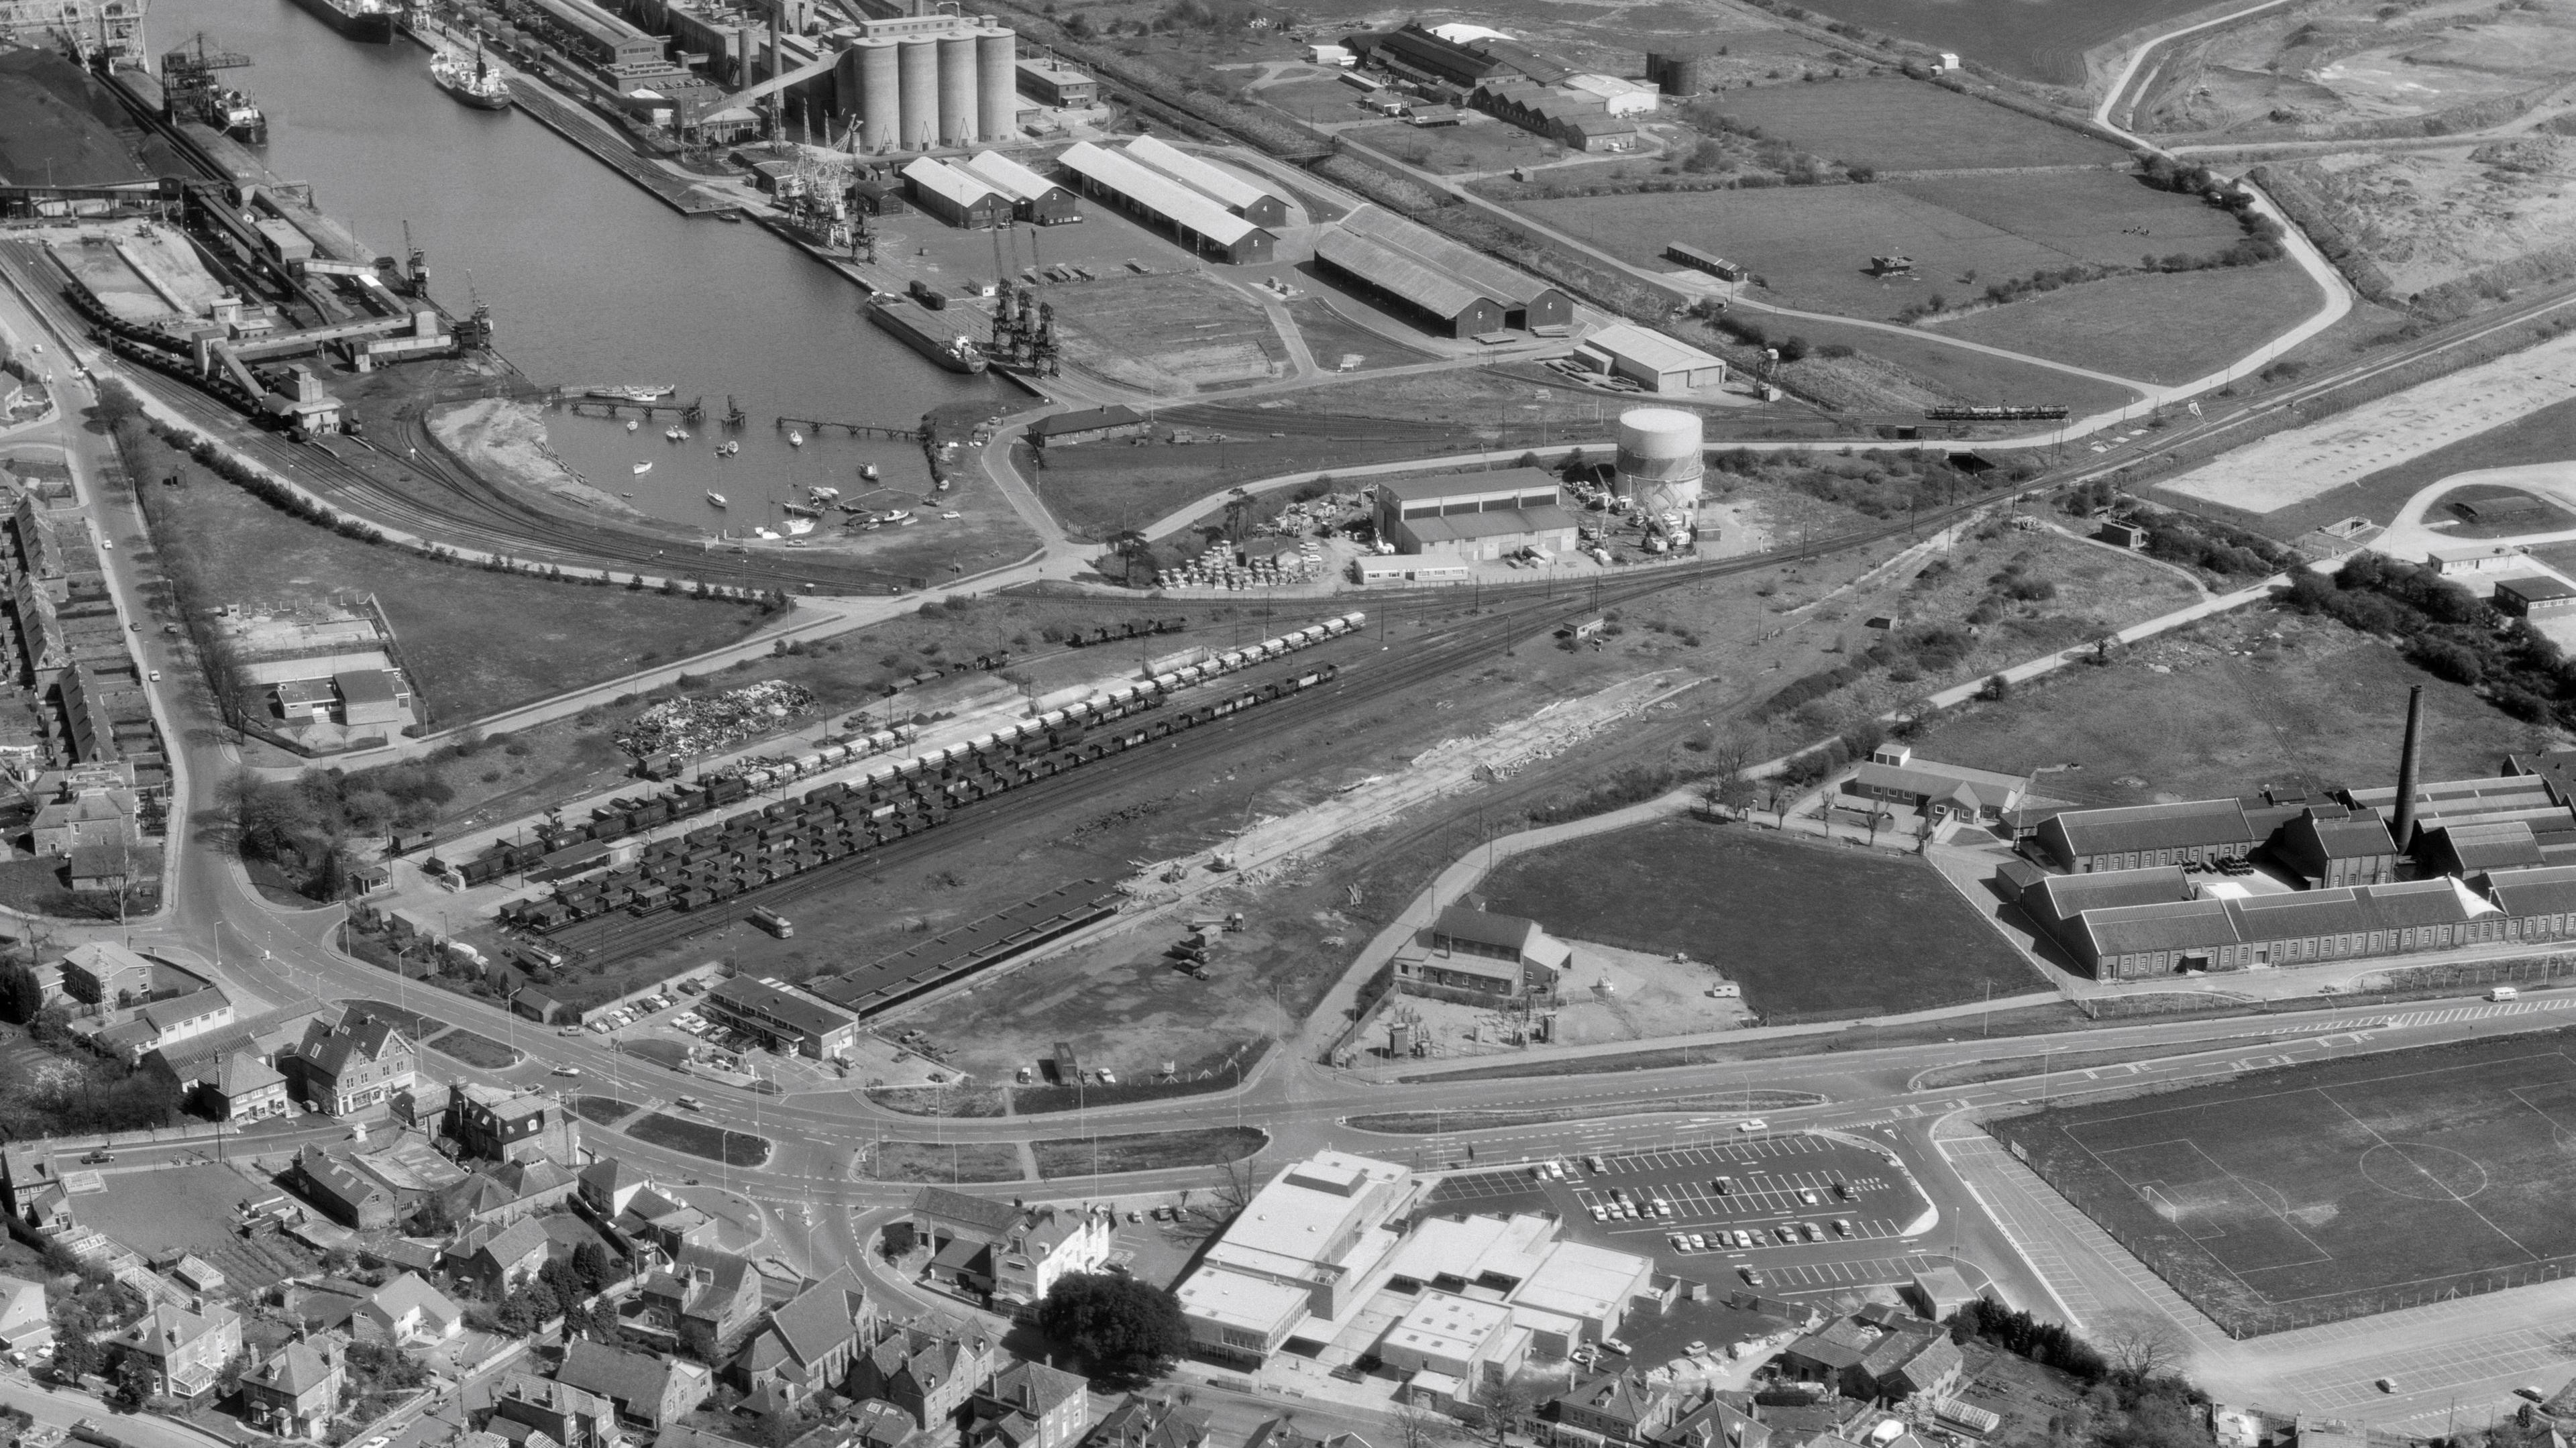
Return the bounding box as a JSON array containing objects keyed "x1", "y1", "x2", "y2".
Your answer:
[
  {"x1": 490, "y1": 663, "x2": 1344, "y2": 934},
  {"x1": 443, "y1": 612, "x2": 1363, "y2": 925}
]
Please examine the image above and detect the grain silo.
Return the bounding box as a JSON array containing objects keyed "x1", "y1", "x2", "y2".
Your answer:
[
  {"x1": 937, "y1": 31, "x2": 979, "y2": 145},
  {"x1": 1615, "y1": 406, "x2": 1705, "y2": 521},
  {"x1": 897, "y1": 35, "x2": 938, "y2": 150},
  {"x1": 849, "y1": 36, "x2": 900, "y2": 151},
  {"x1": 974, "y1": 25, "x2": 1016, "y2": 141}
]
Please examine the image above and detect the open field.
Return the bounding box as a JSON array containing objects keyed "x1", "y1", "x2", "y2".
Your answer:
[
  {"x1": 425, "y1": 1029, "x2": 520, "y2": 1069},
  {"x1": 1910, "y1": 608, "x2": 2548, "y2": 806},
  {"x1": 1043, "y1": 272, "x2": 1293, "y2": 395},
  {"x1": 1512, "y1": 170, "x2": 2271, "y2": 339},
  {"x1": 1690, "y1": 78, "x2": 2127, "y2": 172},
  {"x1": 119, "y1": 425, "x2": 775, "y2": 725},
  {"x1": 1032, "y1": 1125, "x2": 1265, "y2": 1178},
  {"x1": 1995, "y1": 1031, "x2": 2576, "y2": 1335},
  {"x1": 1930, "y1": 260, "x2": 2321, "y2": 386},
  {"x1": 622, "y1": 1111, "x2": 770, "y2": 1166},
  {"x1": 1348, "y1": 116, "x2": 1629, "y2": 176},
  {"x1": 1788, "y1": 0, "x2": 2219, "y2": 85},
  {"x1": 2133, "y1": 0, "x2": 2576, "y2": 135},
  {"x1": 2253, "y1": 395, "x2": 2576, "y2": 545},
  {"x1": 859, "y1": 1140, "x2": 1022, "y2": 1183},
  {"x1": 1480, "y1": 818, "x2": 2037, "y2": 1019}
]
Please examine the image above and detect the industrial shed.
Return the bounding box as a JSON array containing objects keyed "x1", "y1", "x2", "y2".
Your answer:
[
  {"x1": 1123, "y1": 135, "x2": 1289, "y2": 227},
  {"x1": 1572, "y1": 323, "x2": 1726, "y2": 393},
  {"x1": 1313, "y1": 229, "x2": 1504, "y2": 338},
  {"x1": 1373, "y1": 468, "x2": 1577, "y2": 561},
  {"x1": 1055, "y1": 142, "x2": 1275, "y2": 264},
  {"x1": 900, "y1": 158, "x2": 1009, "y2": 229},
  {"x1": 1339, "y1": 209, "x2": 1570, "y2": 331},
  {"x1": 961, "y1": 150, "x2": 1080, "y2": 224}
]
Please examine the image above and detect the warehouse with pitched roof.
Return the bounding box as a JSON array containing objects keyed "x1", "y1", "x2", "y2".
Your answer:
[
  {"x1": 961, "y1": 150, "x2": 1080, "y2": 225},
  {"x1": 901, "y1": 158, "x2": 1010, "y2": 229},
  {"x1": 1340, "y1": 208, "x2": 1571, "y2": 330},
  {"x1": 1311, "y1": 229, "x2": 1505, "y2": 337},
  {"x1": 1055, "y1": 143, "x2": 1275, "y2": 264}
]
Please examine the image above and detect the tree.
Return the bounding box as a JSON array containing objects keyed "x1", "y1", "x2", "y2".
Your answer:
[
  {"x1": 1036, "y1": 1272, "x2": 1190, "y2": 1388},
  {"x1": 50, "y1": 1333, "x2": 99, "y2": 1382},
  {"x1": 1474, "y1": 1375, "x2": 1542, "y2": 1443},
  {"x1": 572, "y1": 1242, "x2": 614, "y2": 1293},
  {"x1": 1390, "y1": 1405, "x2": 1448, "y2": 1448},
  {"x1": 113, "y1": 1352, "x2": 158, "y2": 1408},
  {"x1": 0, "y1": 962, "x2": 44, "y2": 1025},
  {"x1": 2100, "y1": 1313, "x2": 2186, "y2": 1383},
  {"x1": 406, "y1": 1192, "x2": 456, "y2": 1238}
]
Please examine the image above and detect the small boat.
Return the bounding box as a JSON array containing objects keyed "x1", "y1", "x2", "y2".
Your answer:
[
  {"x1": 810, "y1": 486, "x2": 840, "y2": 502},
  {"x1": 706, "y1": 490, "x2": 728, "y2": 507},
  {"x1": 859, "y1": 463, "x2": 879, "y2": 481},
  {"x1": 755, "y1": 527, "x2": 781, "y2": 541},
  {"x1": 665, "y1": 427, "x2": 682, "y2": 442},
  {"x1": 625, "y1": 419, "x2": 639, "y2": 433},
  {"x1": 675, "y1": 427, "x2": 690, "y2": 441},
  {"x1": 588, "y1": 384, "x2": 676, "y2": 403},
  {"x1": 621, "y1": 492, "x2": 633, "y2": 498},
  {"x1": 788, "y1": 431, "x2": 805, "y2": 447},
  {"x1": 724, "y1": 441, "x2": 740, "y2": 456},
  {"x1": 784, "y1": 518, "x2": 816, "y2": 537},
  {"x1": 716, "y1": 211, "x2": 743, "y2": 223},
  {"x1": 631, "y1": 461, "x2": 653, "y2": 475}
]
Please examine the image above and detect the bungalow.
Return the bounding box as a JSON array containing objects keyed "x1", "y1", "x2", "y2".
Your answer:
[
  {"x1": 362, "y1": 1272, "x2": 463, "y2": 1345},
  {"x1": 1841, "y1": 745, "x2": 2029, "y2": 825}
]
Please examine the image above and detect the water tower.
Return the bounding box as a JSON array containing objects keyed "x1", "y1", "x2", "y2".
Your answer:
[{"x1": 1615, "y1": 406, "x2": 1705, "y2": 522}]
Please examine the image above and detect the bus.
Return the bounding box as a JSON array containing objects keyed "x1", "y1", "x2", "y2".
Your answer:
[{"x1": 751, "y1": 907, "x2": 794, "y2": 938}]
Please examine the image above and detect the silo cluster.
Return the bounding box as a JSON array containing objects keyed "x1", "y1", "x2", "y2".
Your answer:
[
  {"x1": 1615, "y1": 407, "x2": 1706, "y2": 522},
  {"x1": 832, "y1": 15, "x2": 1016, "y2": 152}
]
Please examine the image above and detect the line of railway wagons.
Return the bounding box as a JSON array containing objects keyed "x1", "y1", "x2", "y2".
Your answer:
[{"x1": 494, "y1": 663, "x2": 1344, "y2": 936}]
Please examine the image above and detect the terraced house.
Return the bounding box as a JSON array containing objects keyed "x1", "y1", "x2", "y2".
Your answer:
[{"x1": 286, "y1": 1014, "x2": 415, "y2": 1117}]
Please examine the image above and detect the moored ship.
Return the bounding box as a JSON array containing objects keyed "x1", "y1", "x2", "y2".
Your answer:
[
  {"x1": 290, "y1": 0, "x2": 397, "y2": 42},
  {"x1": 867, "y1": 300, "x2": 988, "y2": 375},
  {"x1": 430, "y1": 44, "x2": 512, "y2": 110}
]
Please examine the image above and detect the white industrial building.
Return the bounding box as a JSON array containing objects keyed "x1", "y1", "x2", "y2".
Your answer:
[
  {"x1": 1564, "y1": 73, "x2": 1660, "y2": 115},
  {"x1": 1574, "y1": 324, "x2": 1727, "y2": 394},
  {"x1": 1122, "y1": 135, "x2": 1291, "y2": 227},
  {"x1": 1055, "y1": 142, "x2": 1277, "y2": 264},
  {"x1": 1175, "y1": 1152, "x2": 1658, "y2": 1391}
]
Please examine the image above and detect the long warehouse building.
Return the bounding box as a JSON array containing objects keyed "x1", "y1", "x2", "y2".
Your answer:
[
  {"x1": 1055, "y1": 142, "x2": 1275, "y2": 264},
  {"x1": 1122, "y1": 135, "x2": 1289, "y2": 226},
  {"x1": 1334, "y1": 208, "x2": 1571, "y2": 332},
  {"x1": 961, "y1": 149, "x2": 1080, "y2": 223},
  {"x1": 1313, "y1": 228, "x2": 1505, "y2": 337}
]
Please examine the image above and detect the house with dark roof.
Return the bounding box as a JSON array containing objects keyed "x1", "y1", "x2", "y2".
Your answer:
[
  {"x1": 1843, "y1": 746, "x2": 2029, "y2": 824},
  {"x1": 492, "y1": 1372, "x2": 617, "y2": 1448},
  {"x1": 557, "y1": 1338, "x2": 711, "y2": 1430},
  {"x1": 969, "y1": 1359, "x2": 1091, "y2": 1448},
  {"x1": 242, "y1": 1339, "x2": 344, "y2": 1439},
  {"x1": 111, "y1": 1300, "x2": 241, "y2": 1400},
  {"x1": 1658, "y1": 1396, "x2": 1768, "y2": 1448},
  {"x1": 850, "y1": 1321, "x2": 1006, "y2": 1431},
  {"x1": 449, "y1": 1083, "x2": 578, "y2": 1165},
  {"x1": 2274, "y1": 809, "x2": 2400, "y2": 889},
  {"x1": 1550, "y1": 1371, "x2": 1677, "y2": 1443},
  {"x1": 733, "y1": 1264, "x2": 874, "y2": 1406},
  {"x1": 445, "y1": 1217, "x2": 551, "y2": 1294},
  {"x1": 285, "y1": 1013, "x2": 415, "y2": 1117},
  {"x1": 201, "y1": 1049, "x2": 290, "y2": 1121},
  {"x1": 286, "y1": 1144, "x2": 396, "y2": 1230},
  {"x1": 1091, "y1": 1397, "x2": 1214, "y2": 1448},
  {"x1": 903, "y1": 1190, "x2": 1114, "y2": 1308},
  {"x1": 579, "y1": 1157, "x2": 655, "y2": 1218},
  {"x1": 639, "y1": 1245, "x2": 764, "y2": 1360},
  {"x1": 1242, "y1": 1422, "x2": 1373, "y2": 1448},
  {"x1": 1415, "y1": 905, "x2": 1572, "y2": 998}
]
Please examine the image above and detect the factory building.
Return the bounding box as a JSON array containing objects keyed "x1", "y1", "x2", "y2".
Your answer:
[
  {"x1": 1055, "y1": 142, "x2": 1275, "y2": 264},
  {"x1": 960, "y1": 150, "x2": 1079, "y2": 223},
  {"x1": 1122, "y1": 135, "x2": 1289, "y2": 227},
  {"x1": 1360, "y1": 21, "x2": 1571, "y2": 89},
  {"x1": 1373, "y1": 469, "x2": 1578, "y2": 561},
  {"x1": 1015, "y1": 56, "x2": 1097, "y2": 107},
  {"x1": 525, "y1": 0, "x2": 666, "y2": 68},
  {"x1": 901, "y1": 157, "x2": 1010, "y2": 227},
  {"x1": 1573, "y1": 324, "x2": 1725, "y2": 394},
  {"x1": 1340, "y1": 209, "x2": 1570, "y2": 330},
  {"x1": 832, "y1": 13, "x2": 1017, "y2": 152}
]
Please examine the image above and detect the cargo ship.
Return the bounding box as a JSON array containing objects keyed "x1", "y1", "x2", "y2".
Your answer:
[
  {"x1": 430, "y1": 44, "x2": 512, "y2": 109},
  {"x1": 290, "y1": 0, "x2": 396, "y2": 42},
  {"x1": 868, "y1": 300, "x2": 987, "y2": 375}
]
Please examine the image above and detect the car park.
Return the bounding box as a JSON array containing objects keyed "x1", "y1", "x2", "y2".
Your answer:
[
  {"x1": 1588, "y1": 1204, "x2": 1607, "y2": 1222},
  {"x1": 1799, "y1": 1222, "x2": 1823, "y2": 1242},
  {"x1": 1831, "y1": 1182, "x2": 1851, "y2": 1200},
  {"x1": 1738, "y1": 1267, "x2": 1764, "y2": 1286}
]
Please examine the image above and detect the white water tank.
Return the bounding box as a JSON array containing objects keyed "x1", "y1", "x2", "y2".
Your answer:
[{"x1": 1615, "y1": 406, "x2": 1705, "y2": 520}]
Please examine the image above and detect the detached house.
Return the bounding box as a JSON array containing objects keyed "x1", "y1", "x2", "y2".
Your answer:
[
  {"x1": 735, "y1": 1264, "x2": 875, "y2": 1409},
  {"x1": 904, "y1": 1188, "x2": 1114, "y2": 1309},
  {"x1": 492, "y1": 1372, "x2": 618, "y2": 1448},
  {"x1": 967, "y1": 1359, "x2": 1091, "y2": 1448},
  {"x1": 112, "y1": 1300, "x2": 241, "y2": 1400},
  {"x1": 851, "y1": 1321, "x2": 1007, "y2": 1432},
  {"x1": 557, "y1": 1339, "x2": 712, "y2": 1431},
  {"x1": 446, "y1": 1217, "x2": 551, "y2": 1294},
  {"x1": 362, "y1": 1272, "x2": 463, "y2": 1345},
  {"x1": 0, "y1": 1274, "x2": 52, "y2": 1353},
  {"x1": 639, "y1": 1246, "x2": 764, "y2": 1360},
  {"x1": 1550, "y1": 1372, "x2": 1676, "y2": 1444},
  {"x1": 286, "y1": 1015, "x2": 415, "y2": 1117},
  {"x1": 242, "y1": 1339, "x2": 345, "y2": 1439}
]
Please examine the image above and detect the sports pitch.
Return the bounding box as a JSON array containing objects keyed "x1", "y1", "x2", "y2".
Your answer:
[{"x1": 1995, "y1": 1034, "x2": 2576, "y2": 1335}]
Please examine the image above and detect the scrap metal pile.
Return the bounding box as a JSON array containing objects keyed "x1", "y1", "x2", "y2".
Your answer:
[{"x1": 616, "y1": 680, "x2": 816, "y2": 758}]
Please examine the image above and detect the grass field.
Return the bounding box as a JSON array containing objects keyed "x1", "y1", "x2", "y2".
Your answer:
[
  {"x1": 1478, "y1": 817, "x2": 2039, "y2": 1019},
  {"x1": 1996, "y1": 1032, "x2": 2576, "y2": 1334},
  {"x1": 425, "y1": 1029, "x2": 520, "y2": 1069},
  {"x1": 1909, "y1": 608, "x2": 2546, "y2": 806},
  {"x1": 572, "y1": 1095, "x2": 637, "y2": 1125},
  {"x1": 2249, "y1": 395, "x2": 2576, "y2": 545},
  {"x1": 1930, "y1": 260, "x2": 2322, "y2": 386},
  {"x1": 860, "y1": 1140, "x2": 1022, "y2": 1183},
  {"x1": 1690, "y1": 78, "x2": 2127, "y2": 172},
  {"x1": 623, "y1": 1111, "x2": 769, "y2": 1166},
  {"x1": 1032, "y1": 1125, "x2": 1266, "y2": 1178},
  {"x1": 123, "y1": 425, "x2": 774, "y2": 725},
  {"x1": 1348, "y1": 117, "x2": 1593, "y2": 176}
]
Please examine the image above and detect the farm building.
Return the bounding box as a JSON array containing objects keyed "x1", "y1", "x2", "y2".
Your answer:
[
  {"x1": 1055, "y1": 143, "x2": 1275, "y2": 264},
  {"x1": 1015, "y1": 57, "x2": 1096, "y2": 107},
  {"x1": 1840, "y1": 745, "x2": 2027, "y2": 823},
  {"x1": 900, "y1": 158, "x2": 1010, "y2": 229},
  {"x1": 1371, "y1": 468, "x2": 1577, "y2": 561},
  {"x1": 1340, "y1": 209, "x2": 1571, "y2": 330},
  {"x1": 1570, "y1": 323, "x2": 1726, "y2": 394},
  {"x1": 2495, "y1": 575, "x2": 2576, "y2": 616},
  {"x1": 1312, "y1": 229, "x2": 1506, "y2": 338},
  {"x1": 1123, "y1": 135, "x2": 1289, "y2": 227},
  {"x1": 959, "y1": 150, "x2": 1080, "y2": 224}
]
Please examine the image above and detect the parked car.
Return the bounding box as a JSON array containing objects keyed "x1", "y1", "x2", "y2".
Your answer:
[
  {"x1": 551, "y1": 1066, "x2": 581, "y2": 1078},
  {"x1": 1833, "y1": 1219, "x2": 1854, "y2": 1237},
  {"x1": 1738, "y1": 1119, "x2": 1768, "y2": 1133},
  {"x1": 1738, "y1": 1267, "x2": 1764, "y2": 1286}
]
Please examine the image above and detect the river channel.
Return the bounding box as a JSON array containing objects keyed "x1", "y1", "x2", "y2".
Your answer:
[{"x1": 152, "y1": 0, "x2": 1005, "y2": 531}]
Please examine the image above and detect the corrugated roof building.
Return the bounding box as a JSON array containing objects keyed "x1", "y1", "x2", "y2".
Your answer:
[
  {"x1": 1123, "y1": 136, "x2": 1289, "y2": 226},
  {"x1": 1054, "y1": 143, "x2": 1275, "y2": 264},
  {"x1": 2035, "y1": 798, "x2": 2259, "y2": 873},
  {"x1": 960, "y1": 150, "x2": 1081, "y2": 224},
  {"x1": 1311, "y1": 228, "x2": 1504, "y2": 338},
  {"x1": 900, "y1": 158, "x2": 1010, "y2": 229},
  {"x1": 1341, "y1": 208, "x2": 1571, "y2": 329}
]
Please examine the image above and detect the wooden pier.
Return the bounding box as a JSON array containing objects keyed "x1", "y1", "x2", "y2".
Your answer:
[
  {"x1": 776, "y1": 415, "x2": 924, "y2": 441},
  {"x1": 549, "y1": 389, "x2": 706, "y2": 423}
]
